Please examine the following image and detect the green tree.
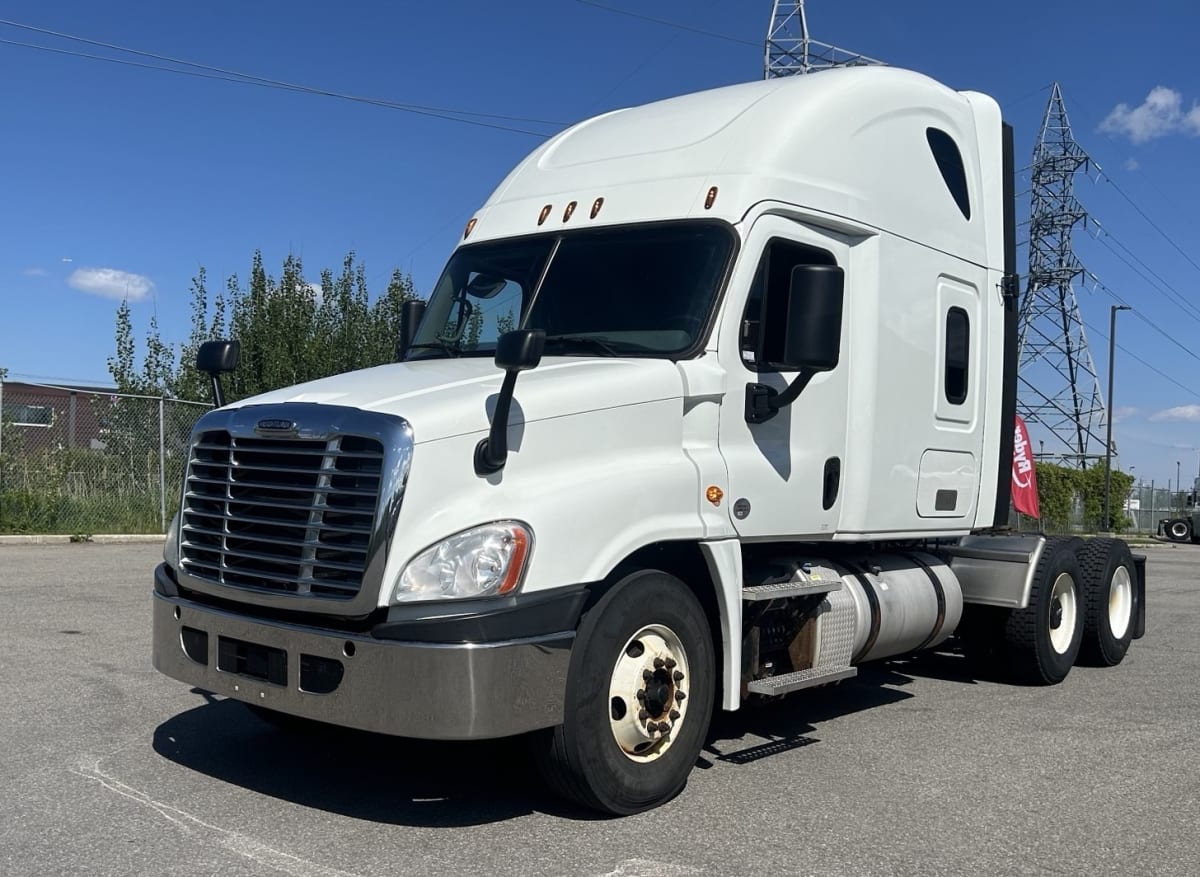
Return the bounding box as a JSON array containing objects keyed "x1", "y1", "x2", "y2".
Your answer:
[{"x1": 110, "y1": 250, "x2": 419, "y2": 404}]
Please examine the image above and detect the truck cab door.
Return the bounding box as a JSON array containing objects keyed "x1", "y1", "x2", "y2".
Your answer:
[{"x1": 716, "y1": 216, "x2": 852, "y2": 539}]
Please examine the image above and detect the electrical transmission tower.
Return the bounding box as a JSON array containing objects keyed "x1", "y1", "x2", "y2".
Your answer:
[
  {"x1": 764, "y1": 1, "x2": 883, "y2": 77},
  {"x1": 1018, "y1": 83, "x2": 1108, "y2": 468}
]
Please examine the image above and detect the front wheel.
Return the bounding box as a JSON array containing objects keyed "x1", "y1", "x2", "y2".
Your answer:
[
  {"x1": 1164, "y1": 518, "x2": 1191, "y2": 542},
  {"x1": 533, "y1": 570, "x2": 715, "y2": 815}
]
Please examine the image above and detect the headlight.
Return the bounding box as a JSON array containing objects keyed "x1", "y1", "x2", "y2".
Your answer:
[
  {"x1": 163, "y1": 511, "x2": 181, "y2": 568},
  {"x1": 393, "y1": 521, "x2": 532, "y2": 603}
]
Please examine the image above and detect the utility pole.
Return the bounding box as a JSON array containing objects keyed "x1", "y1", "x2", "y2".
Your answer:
[{"x1": 1103, "y1": 304, "x2": 1129, "y2": 530}]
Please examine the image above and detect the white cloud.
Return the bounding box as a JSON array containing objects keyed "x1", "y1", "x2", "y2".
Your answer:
[
  {"x1": 1123, "y1": 158, "x2": 1140, "y2": 171},
  {"x1": 67, "y1": 267, "x2": 155, "y2": 302},
  {"x1": 1113, "y1": 406, "x2": 1138, "y2": 423},
  {"x1": 1149, "y1": 405, "x2": 1200, "y2": 422},
  {"x1": 1100, "y1": 86, "x2": 1200, "y2": 143},
  {"x1": 22, "y1": 267, "x2": 47, "y2": 277}
]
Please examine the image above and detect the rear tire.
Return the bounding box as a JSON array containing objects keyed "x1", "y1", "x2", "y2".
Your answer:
[
  {"x1": 533, "y1": 569, "x2": 715, "y2": 815},
  {"x1": 1003, "y1": 536, "x2": 1084, "y2": 684},
  {"x1": 1077, "y1": 538, "x2": 1136, "y2": 667},
  {"x1": 1164, "y1": 518, "x2": 1191, "y2": 542}
]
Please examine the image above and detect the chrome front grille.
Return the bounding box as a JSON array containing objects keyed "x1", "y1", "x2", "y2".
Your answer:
[{"x1": 179, "y1": 429, "x2": 385, "y2": 599}]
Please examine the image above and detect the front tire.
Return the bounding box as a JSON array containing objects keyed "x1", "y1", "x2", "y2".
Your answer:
[
  {"x1": 1077, "y1": 538, "x2": 1136, "y2": 666},
  {"x1": 1164, "y1": 518, "x2": 1191, "y2": 542},
  {"x1": 534, "y1": 570, "x2": 715, "y2": 815},
  {"x1": 1003, "y1": 536, "x2": 1084, "y2": 684}
]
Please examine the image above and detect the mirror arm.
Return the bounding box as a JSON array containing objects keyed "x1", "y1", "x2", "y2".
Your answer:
[
  {"x1": 210, "y1": 375, "x2": 226, "y2": 409},
  {"x1": 744, "y1": 368, "x2": 815, "y2": 424},
  {"x1": 474, "y1": 370, "x2": 520, "y2": 475}
]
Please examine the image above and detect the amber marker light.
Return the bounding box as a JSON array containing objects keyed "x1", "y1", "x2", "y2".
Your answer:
[
  {"x1": 706, "y1": 486, "x2": 724, "y2": 506},
  {"x1": 704, "y1": 186, "x2": 719, "y2": 210},
  {"x1": 538, "y1": 204, "x2": 553, "y2": 225},
  {"x1": 590, "y1": 197, "x2": 604, "y2": 219},
  {"x1": 497, "y1": 527, "x2": 532, "y2": 595},
  {"x1": 463, "y1": 218, "x2": 477, "y2": 239},
  {"x1": 563, "y1": 200, "x2": 577, "y2": 222}
]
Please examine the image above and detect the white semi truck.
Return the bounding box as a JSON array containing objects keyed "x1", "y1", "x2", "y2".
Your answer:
[{"x1": 153, "y1": 66, "x2": 1146, "y2": 815}]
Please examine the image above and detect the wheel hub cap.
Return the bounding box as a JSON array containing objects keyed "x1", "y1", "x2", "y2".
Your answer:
[{"x1": 609, "y1": 624, "x2": 689, "y2": 763}]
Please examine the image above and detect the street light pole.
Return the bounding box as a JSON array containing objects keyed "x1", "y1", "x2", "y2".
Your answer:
[{"x1": 1104, "y1": 304, "x2": 1130, "y2": 531}]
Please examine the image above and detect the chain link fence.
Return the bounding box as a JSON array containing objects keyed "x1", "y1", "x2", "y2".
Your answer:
[{"x1": 0, "y1": 379, "x2": 210, "y2": 535}]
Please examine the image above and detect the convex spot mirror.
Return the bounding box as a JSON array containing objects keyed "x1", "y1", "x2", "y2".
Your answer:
[
  {"x1": 761, "y1": 264, "x2": 844, "y2": 372},
  {"x1": 466, "y1": 274, "x2": 509, "y2": 299}
]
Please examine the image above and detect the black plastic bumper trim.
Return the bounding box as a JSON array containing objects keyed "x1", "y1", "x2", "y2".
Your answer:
[{"x1": 371, "y1": 587, "x2": 589, "y2": 644}]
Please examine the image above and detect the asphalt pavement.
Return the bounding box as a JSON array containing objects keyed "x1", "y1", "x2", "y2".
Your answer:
[{"x1": 1, "y1": 542, "x2": 1196, "y2": 876}]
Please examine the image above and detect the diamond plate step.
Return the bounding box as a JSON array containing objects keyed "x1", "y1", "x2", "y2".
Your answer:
[
  {"x1": 741, "y1": 579, "x2": 842, "y2": 602},
  {"x1": 746, "y1": 665, "x2": 857, "y2": 696}
]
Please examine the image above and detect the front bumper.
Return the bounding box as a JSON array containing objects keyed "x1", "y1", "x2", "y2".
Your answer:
[{"x1": 152, "y1": 576, "x2": 577, "y2": 741}]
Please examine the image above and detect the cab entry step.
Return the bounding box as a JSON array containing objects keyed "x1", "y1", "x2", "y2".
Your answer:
[
  {"x1": 747, "y1": 665, "x2": 857, "y2": 696},
  {"x1": 741, "y1": 579, "x2": 842, "y2": 602}
]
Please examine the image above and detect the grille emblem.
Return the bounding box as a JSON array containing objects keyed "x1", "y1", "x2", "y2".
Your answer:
[{"x1": 256, "y1": 418, "x2": 298, "y2": 434}]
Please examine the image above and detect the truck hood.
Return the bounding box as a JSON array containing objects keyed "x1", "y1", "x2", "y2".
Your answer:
[{"x1": 225, "y1": 356, "x2": 687, "y2": 444}]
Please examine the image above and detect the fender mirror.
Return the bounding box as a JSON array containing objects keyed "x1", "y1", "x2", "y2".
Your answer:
[
  {"x1": 475, "y1": 329, "x2": 545, "y2": 475},
  {"x1": 196, "y1": 340, "x2": 240, "y2": 408}
]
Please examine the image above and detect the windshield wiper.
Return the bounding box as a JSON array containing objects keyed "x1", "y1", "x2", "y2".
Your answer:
[
  {"x1": 542, "y1": 335, "x2": 621, "y2": 356},
  {"x1": 405, "y1": 340, "x2": 461, "y2": 359}
]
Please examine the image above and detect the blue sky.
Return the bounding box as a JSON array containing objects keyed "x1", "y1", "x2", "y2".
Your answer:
[{"x1": 1, "y1": 0, "x2": 1198, "y2": 487}]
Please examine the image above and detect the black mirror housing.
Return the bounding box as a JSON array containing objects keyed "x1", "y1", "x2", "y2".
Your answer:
[
  {"x1": 398, "y1": 299, "x2": 427, "y2": 359},
  {"x1": 495, "y1": 329, "x2": 545, "y2": 372},
  {"x1": 196, "y1": 340, "x2": 240, "y2": 376},
  {"x1": 762, "y1": 265, "x2": 844, "y2": 372}
]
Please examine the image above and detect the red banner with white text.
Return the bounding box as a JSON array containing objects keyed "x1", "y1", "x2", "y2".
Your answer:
[{"x1": 1012, "y1": 415, "x2": 1040, "y2": 518}]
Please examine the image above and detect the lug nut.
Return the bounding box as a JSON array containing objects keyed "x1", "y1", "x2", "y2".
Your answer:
[
  {"x1": 654, "y1": 657, "x2": 665, "y2": 669},
  {"x1": 670, "y1": 709, "x2": 680, "y2": 720},
  {"x1": 642, "y1": 669, "x2": 653, "y2": 681},
  {"x1": 675, "y1": 691, "x2": 686, "y2": 702},
  {"x1": 638, "y1": 709, "x2": 649, "y2": 721},
  {"x1": 636, "y1": 690, "x2": 646, "y2": 702},
  {"x1": 664, "y1": 658, "x2": 676, "y2": 669},
  {"x1": 673, "y1": 670, "x2": 684, "y2": 683}
]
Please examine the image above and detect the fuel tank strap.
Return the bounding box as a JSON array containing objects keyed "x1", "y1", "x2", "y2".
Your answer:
[
  {"x1": 839, "y1": 559, "x2": 881, "y2": 664},
  {"x1": 902, "y1": 552, "x2": 948, "y2": 651}
]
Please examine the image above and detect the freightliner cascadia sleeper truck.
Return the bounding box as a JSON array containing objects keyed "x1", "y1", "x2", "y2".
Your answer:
[{"x1": 152, "y1": 67, "x2": 1146, "y2": 815}]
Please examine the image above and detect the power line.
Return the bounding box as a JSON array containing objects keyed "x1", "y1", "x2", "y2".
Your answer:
[
  {"x1": 1090, "y1": 158, "x2": 1200, "y2": 278},
  {"x1": 1082, "y1": 271, "x2": 1200, "y2": 368},
  {"x1": 574, "y1": 0, "x2": 758, "y2": 48},
  {"x1": 1084, "y1": 319, "x2": 1200, "y2": 405},
  {"x1": 0, "y1": 20, "x2": 564, "y2": 136},
  {"x1": 1088, "y1": 223, "x2": 1200, "y2": 325}
]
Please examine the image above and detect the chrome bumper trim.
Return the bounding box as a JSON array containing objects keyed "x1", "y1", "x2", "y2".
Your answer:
[{"x1": 152, "y1": 593, "x2": 572, "y2": 740}]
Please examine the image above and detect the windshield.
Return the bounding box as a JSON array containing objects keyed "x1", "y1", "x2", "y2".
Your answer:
[{"x1": 407, "y1": 221, "x2": 735, "y2": 359}]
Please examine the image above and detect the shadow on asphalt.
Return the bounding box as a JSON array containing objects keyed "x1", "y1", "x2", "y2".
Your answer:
[{"x1": 152, "y1": 657, "x2": 971, "y2": 826}]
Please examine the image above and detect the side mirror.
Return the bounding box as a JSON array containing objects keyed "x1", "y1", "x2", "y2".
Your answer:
[
  {"x1": 196, "y1": 340, "x2": 240, "y2": 408},
  {"x1": 196, "y1": 340, "x2": 240, "y2": 376},
  {"x1": 475, "y1": 329, "x2": 545, "y2": 475},
  {"x1": 746, "y1": 265, "x2": 844, "y2": 424},
  {"x1": 398, "y1": 299, "x2": 427, "y2": 359},
  {"x1": 495, "y1": 328, "x2": 545, "y2": 371},
  {"x1": 761, "y1": 264, "x2": 844, "y2": 372}
]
